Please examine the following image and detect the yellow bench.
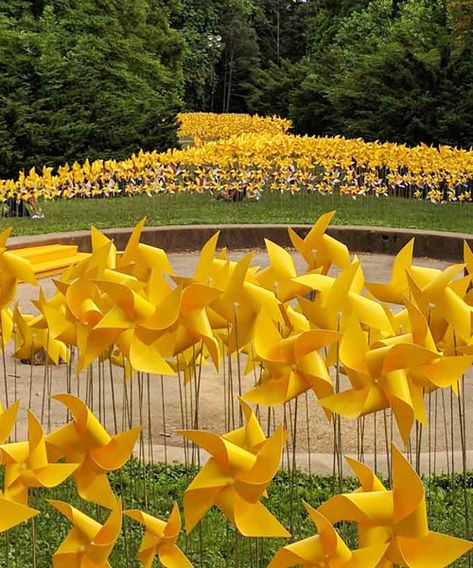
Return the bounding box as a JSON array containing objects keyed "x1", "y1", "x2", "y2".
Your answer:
[{"x1": 12, "y1": 244, "x2": 89, "y2": 279}]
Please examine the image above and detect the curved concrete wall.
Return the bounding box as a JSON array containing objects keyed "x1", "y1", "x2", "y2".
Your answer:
[{"x1": 8, "y1": 224, "x2": 473, "y2": 261}]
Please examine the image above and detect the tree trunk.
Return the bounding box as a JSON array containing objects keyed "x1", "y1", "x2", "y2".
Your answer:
[{"x1": 226, "y1": 47, "x2": 234, "y2": 112}]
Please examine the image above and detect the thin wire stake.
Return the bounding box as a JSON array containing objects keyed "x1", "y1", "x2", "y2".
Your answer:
[{"x1": 160, "y1": 374, "x2": 168, "y2": 465}]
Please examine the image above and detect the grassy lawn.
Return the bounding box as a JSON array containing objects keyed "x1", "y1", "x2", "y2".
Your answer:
[
  {"x1": 1, "y1": 461, "x2": 472, "y2": 567},
  {"x1": 1, "y1": 192, "x2": 472, "y2": 237}
]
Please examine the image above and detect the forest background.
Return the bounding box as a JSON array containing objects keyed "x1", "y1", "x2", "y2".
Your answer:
[{"x1": 1, "y1": 0, "x2": 473, "y2": 178}]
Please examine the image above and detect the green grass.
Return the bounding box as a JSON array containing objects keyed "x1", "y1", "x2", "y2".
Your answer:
[
  {"x1": 1, "y1": 192, "x2": 473, "y2": 237},
  {"x1": 1, "y1": 461, "x2": 472, "y2": 567}
]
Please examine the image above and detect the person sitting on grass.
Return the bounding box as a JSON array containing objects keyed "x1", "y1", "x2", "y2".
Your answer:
[{"x1": 2, "y1": 197, "x2": 44, "y2": 219}]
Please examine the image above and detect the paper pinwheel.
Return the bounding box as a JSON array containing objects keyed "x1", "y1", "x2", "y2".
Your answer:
[
  {"x1": 0, "y1": 410, "x2": 78, "y2": 505},
  {"x1": 209, "y1": 252, "x2": 284, "y2": 352},
  {"x1": 243, "y1": 311, "x2": 339, "y2": 406},
  {"x1": 0, "y1": 401, "x2": 39, "y2": 532},
  {"x1": 179, "y1": 400, "x2": 290, "y2": 537},
  {"x1": 0, "y1": 400, "x2": 20, "y2": 445},
  {"x1": 125, "y1": 503, "x2": 193, "y2": 568},
  {"x1": 366, "y1": 239, "x2": 414, "y2": 304},
  {"x1": 268, "y1": 502, "x2": 388, "y2": 567},
  {"x1": 46, "y1": 394, "x2": 141, "y2": 508},
  {"x1": 407, "y1": 263, "x2": 472, "y2": 343},
  {"x1": 0, "y1": 496, "x2": 38, "y2": 533},
  {"x1": 295, "y1": 260, "x2": 392, "y2": 334},
  {"x1": 256, "y1": 239, "x2": 318, "y2": 302},
  {"x1": 318, "y1": 445, "x2": 473, "y2": 567},
  {"x1": 319, "y1": 316, "x2": 420, "y2": 444},
  {"x1": 49, "y1": 498, "x2": 122, "y2": 567},
  {"x1": 288, "y1": 211, "x2": 350, "y2": 274}
]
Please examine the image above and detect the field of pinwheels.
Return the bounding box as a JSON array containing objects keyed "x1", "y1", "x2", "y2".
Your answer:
[
  {"x1": 0, "y1": 211, "x2": 472, "y2": 566},
  {"x1": 3, "y1": 113, "x2": 473, "y2": 222}
]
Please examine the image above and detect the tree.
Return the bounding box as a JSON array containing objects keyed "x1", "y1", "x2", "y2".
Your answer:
[
  {"x1": 290, "y1": 0, "x2": 457, "y2": 146},
  {"x1": 0, "y1": 0, "x2": 184, "y2": 177},
  {"x1": 171, "y1": 0, "x2": 223, "y2": 110},
  {"x1": 0, "y1": 3, "x2": 42, "y2": 177}
]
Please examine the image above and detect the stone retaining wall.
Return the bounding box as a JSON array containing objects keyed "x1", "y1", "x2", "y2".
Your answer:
[{"x1": 9, "y1": 224, "x2": 472, "y2": 261}]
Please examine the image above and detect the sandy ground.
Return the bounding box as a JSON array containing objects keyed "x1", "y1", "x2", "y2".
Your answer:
[{"x1": 6, "y1": 249, "x2": 472, "y2": 474}]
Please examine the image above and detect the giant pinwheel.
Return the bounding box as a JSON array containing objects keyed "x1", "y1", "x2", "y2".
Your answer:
[
  {"x1": 179, "y1": 399, "x2": 290, "y2": 537},
  {"x1": 318, "y1": 445, "x2": 473, "y2": 567},
  {"x1": 49, "y1": 498, "x2": 122, "y2": 567},
  {"x1": 46, "y1": 394, "x2": 141, "y2": 508}
]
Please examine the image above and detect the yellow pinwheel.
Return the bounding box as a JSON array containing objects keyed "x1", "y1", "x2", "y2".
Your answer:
[
  {"x1": 375, "y1": 298, "x2": 473, "y2": 399},
  {"x1": 295, "y1": 259, "x2": 393, "y2": 334},
  {"x1": 125, "y1": 503, "x2": 193, "y2": 568},
  {"x1": 407, "y1": 263, "x2": 472, "y2": 343},
  {"x1": 117, "y1": 218, "x2": 173, "y2": 277},
  {"x1": 46, "y1": 394, "x2": 141, "y2": 508},
  {"x1": 366, "y1": 239, "x2": 414, "y2": 304},
  {"x1": 256, "y1": 239, "x2": 319, "y2": 302},
  {"x1": 0, "y1": 228, "x2": 37, "y2": 346},
  {"x1": 208, "y1": 252, "x2": 284, "y2": 352},
  {"x1": 0, "y1": 400, "x2": 19, "y2": 445},
  {"x1": 141, "y1": 277, "x2": 222, "y2": 368},
  {"x1": 0, "y1": 496, "x2": 38, "y2": 533},
  {"x1": 0, "y1": 400, "x2": 39, "y2": 532},
  {"x1": 0, "y1": 410, "x2": 78, "y2": 505},
  {"x1": 49, "y1": 498, "x2": 122, "y2": 568},
  {"x1": 0, "y1": 228, "x2": 37, "y2": 305},
  {"x1": 318, "y1": 445, "x2": 473, "y2": 567},
  {"x1": 288, "y1": 211, "x2": 350, "y2": 274},
  {"x1": 88, "y1": 277, "x2": 175, "y2": 375},
  {"x1": 243, "y1": 311, "x2": 339, "y2": 406},
  {"x1": 268, "y1": 503, "x2": 388, "y2": 567},
  {"x1": 179, "y1": 400, "x2": 289, "y2": 537},
  {"x1": 319, "y1": 317, "x2": 419, "y2": 444},
  {"x1": 13, "y1": 304, "x2": 69, "y2": 365},
  {"x1": 171, "y1": 231, "x2": 228, "y2": 289}
]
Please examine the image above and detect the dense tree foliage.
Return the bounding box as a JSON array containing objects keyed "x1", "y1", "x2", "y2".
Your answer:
[
  {"x1": 1, "y1": 0, "x2": 473, "y2": 176},
  {"x1": 174, "y1": 0, "x2": 473, "y2": 148},
  {"x1": 0, "y1": 0, "x2": 183, "y2": 177}
]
